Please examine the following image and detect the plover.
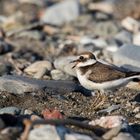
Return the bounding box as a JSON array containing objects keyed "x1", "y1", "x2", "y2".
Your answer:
[{"x1": 71, "y1": 52, "x2": 140, "y2": 108}]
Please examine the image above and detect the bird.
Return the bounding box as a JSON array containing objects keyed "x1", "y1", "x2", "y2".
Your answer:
[{"x1": 70, "y1": 52, "x2": 140, "y2": 108}]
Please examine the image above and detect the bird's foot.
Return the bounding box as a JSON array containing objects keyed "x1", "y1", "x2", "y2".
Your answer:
[{"x1": 91, "y1": 91, "x2": 107, "y2": 109}]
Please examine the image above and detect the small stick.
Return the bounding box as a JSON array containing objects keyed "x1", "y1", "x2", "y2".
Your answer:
[{"x1": 20, "y1": 119, "x2": 32, "y2": 140}]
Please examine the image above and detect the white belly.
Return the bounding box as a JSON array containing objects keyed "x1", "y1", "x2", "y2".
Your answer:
[{"x1": 76, "y1": 70, "x2": 140, "y2": 91}]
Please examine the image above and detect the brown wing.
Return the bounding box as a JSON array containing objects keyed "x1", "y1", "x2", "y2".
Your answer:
[{"x1": 86, "y1": 62, "x2": 126, "y2": 83}]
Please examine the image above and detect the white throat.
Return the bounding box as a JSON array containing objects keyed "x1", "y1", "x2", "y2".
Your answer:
[{"x1": 77, "y1": 59, "x2": 97, "y2": 67}]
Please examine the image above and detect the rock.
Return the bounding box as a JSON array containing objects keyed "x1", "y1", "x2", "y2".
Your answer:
[
  {"x1": 121, "y1": 17, "x2": 140, "y2": 33},
  {"x1": 112, "y1": 44, "x2": 140, "y2": 71},
  {"x1": 112, "y1": 132, "x2": 136, "y2": 140},
  {"x1": 0, "y1": 63, "x2": 12, "y2": 76},
  {"x1": 133, "y1": 32, "x2": 140, "y2": 46},
  {"x1": 24, "y1": 60, "x2": 52, "y2": 79},
  {"x1": 24, "y1": 109, "x2": 34, "y2": 115},
  {"x1": 54, "y1": 56, "x2": 77, "y2": 77},
  {"x1": 0, "y1": 107, "x2": 21, "y2": 115},
  {"x1": 65, "y1": 133, "x2": 93, "y2": 140},
  {"x1": 40, "y1": 0, "x2": 81, "y2": 25},
  {"x1": 0, "y1": 40, "x2": 13, "y2": 54},
  {"x1": 102, "y1": 126, "x2": 121, "y2": 140},
  {"x1": 51, "y1": 69, "x2": 72, "y2": 80},
  {"x1": 17, "y1": 31, "x2": 45, "y2": 40},
  {"x1": 115, "y1": 30, "x2": 132, "y2": 44},
  {"x1": 98, "y1": 105, "x2": 120, "y2": 114},
  {"x1": 135, "y1": 113, "x2": 140, "y2": 119},
  {"x1": 0, "y1": 75, "x2": 87, "y2": 94},
  {"x1": 133, "y1": 107, "x2": 140, "y2": 113},
  {"x1": 94, "y1": 21, "x2": 120, "y2": 37},
  {"x1": 79, "y1": 36, "x2": 108, "y2": 48},
  {"x1": 88, "y1": 0, "x2": 140, "y2": 19},
  {"x1": 28, "y1": 125, "x2": 63, "y2": 140},
  {"x1": 0, "y1": 127, "x2": 21, "y2": 140},
  {"x1": 89, "y1": 116, "x2": 127, "y2": 129}
]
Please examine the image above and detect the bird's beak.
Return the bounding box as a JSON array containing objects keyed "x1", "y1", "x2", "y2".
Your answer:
[{"x1": 70, "y1": 59, "x2": 79, "y2": 69}]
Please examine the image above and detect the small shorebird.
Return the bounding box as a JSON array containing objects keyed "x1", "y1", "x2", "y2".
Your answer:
[{"x1": 71, "y1": 52, "x2": 140, "y2": 108}]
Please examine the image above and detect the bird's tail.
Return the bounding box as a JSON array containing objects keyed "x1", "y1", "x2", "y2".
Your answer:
[{"x1": 126, "y1": 71, "x2": 140, "y2": 82}]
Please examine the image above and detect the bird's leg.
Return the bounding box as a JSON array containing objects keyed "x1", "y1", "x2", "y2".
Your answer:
[{"x1": 91, "y1": 90, "x2": 107, "y2": 109}]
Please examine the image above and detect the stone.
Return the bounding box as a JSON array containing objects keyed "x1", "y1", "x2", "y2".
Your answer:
[
  {"x1": 65, "y1": 133, "x2": 93, "y2": 140},
  {"x1": 0, "y1": 63, "x2": 12, "y2": 76},
  {"x1": 54, "y1": 56, "x2": 77, "y2": 77},
  {"x1": 112, "y1": 44, "x2": 140, "y2": 71},
  {"x1": 17, "y1": 31, "x2": 44, "y2": 40},
  {"x1": 102, "y1": 126, "x2": 121, "y2": 140},
  {"x1": 24, "y1": 60, "x2": 52, "y2": 79},
  {"x1": 115, "y1": 30, "x2": 132, "y2": 44},
  {"x1": 80, "y1": 36, "x2": 108, "y2": 48},
  {"x1": 112, "y1": 132, "x2": 136, "y2": 140},
  {"x1": 28, "y1": 125, "x2": 62, "y2": 140},
  {"x1": 88, "y1": 0, "x2": 140, "y2": 19},
  {"x1": 121, "y1": 17, "x2": 140, "y2": 33},
  {"x1": 0, "y1": 127, "x2": 21, "y2": 140},
  {"x1": 40, "y1": 0, "x2": 81, "y2": 25},
  {"x1": 0, "y1": 75, "x2": 87, "y2": 95},
  {"x1": 0, "y1": 107, "x2": 21, "y2": 115},
  {"x1": 98, "y1": 105, "x2": 120, "y2": 114},
  {"x1": 0, "y1": 40, "x2": 13, "y2": 54},
  {"x1": 51, "y1": 69, "x2": 72, "y2": 80},
  {"x1": 89, "y1": 116, "x2": 127, "y2": 129},
  {"x1": 135, "y1": 113, "x2": 140, "y2": 119},
  {"x1": 133, "y1": 32, "x2": 140, "y2": 46},
  {"x1": 94, "y1": 21, "x2": 120, "y2": 37}
]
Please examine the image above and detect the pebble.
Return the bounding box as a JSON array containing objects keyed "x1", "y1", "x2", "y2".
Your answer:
[
  {"x1": 65, "y1": 133, "x2": 93, "y2": 140},
  {"x1": 54, "y1": 56, "x2": 77, "y2": 77},
  {"x1": 24, "y1": 60, "x2": 52, "y2": 79},
  {"x1": 94, "y1": 21, "x2": 120, "y2": 37},
  {"x1": 135, "y1": 113, "x2": 140, "y2": 119},
  {"x1": 17, "y1": 31, "x2": 44, "y2": 40},
  {"x1": 0, "y1": 75, "x2": 83, "y2": 95},
  {"x1": 89, "y1": 116, "x2": 127, "y2": 129},
  {"x1": 112, "y1": 44, "x2": 140, "y2": 71},
  {"x1": 23, "y1": 109, "x2": 34, "y2": 115},
  {"x1": 0, "y1": 107, "x2": 21, "y2": 115},
  {"x1": 40, "y1": 0, "x2": 80, "y2": 25},
  {"x1": 112, "y1": 132, "x2": 136, "y2": 140},
  {"x1": 98, "y1": 105, "x2": 120, "y2": 114},
  {"x1": 121, "y1": 17, "x2": 140, "y2": 33},
  {"x1": 28, "y1": 125, "x2": 62, "y2": 140},
  {"x1": 133, "y1": 32, "x2": 140, "y2": 46},
  {"x1": 88, "y1": 0, "x2": 140, "y2": 19},
  {"x1": 133, "y1": 107, "x2": 140, "y2": 113},
  {"x1": 115, "y1": 30, "x2": 132, "y2": 44},
  {"x1": 51, "y1": 69, "x2": 72, "y2": 80},
  {"x1": 102, "y1": 126, "x2": 121, "y2": 140},
  {"x1": 0, "y1": 40, "x2": 13, "y2": 54},
  {"x1": 0, "y1": 63, "x2": 12, "y2": 76}
]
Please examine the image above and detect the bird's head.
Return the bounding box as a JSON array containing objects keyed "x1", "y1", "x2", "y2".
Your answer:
[{"x1": 70, "y1": 52, "x2": 97, "y2": 68}]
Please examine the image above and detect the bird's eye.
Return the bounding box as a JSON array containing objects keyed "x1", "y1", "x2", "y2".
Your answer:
[{"x1": 79, "y1": 56, "x2": 84, "y2": 60}]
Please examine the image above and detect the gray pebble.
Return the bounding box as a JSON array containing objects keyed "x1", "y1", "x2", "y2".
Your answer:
[
  {"x1": 41, "y1": 0, "x2": 80, "y2": 25},
  {"x1": 0, "y1": 107, "x2": 21, "y2": 115},
  {"x1": 28, "y1": 125, "x2": 62, "y2": 140},
  {"x1": 112, "y1": 44, "x2": 140, "y2": 71},
  {"x1": 115, "y1": 30, "x2": 132, "y2": 44}
]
